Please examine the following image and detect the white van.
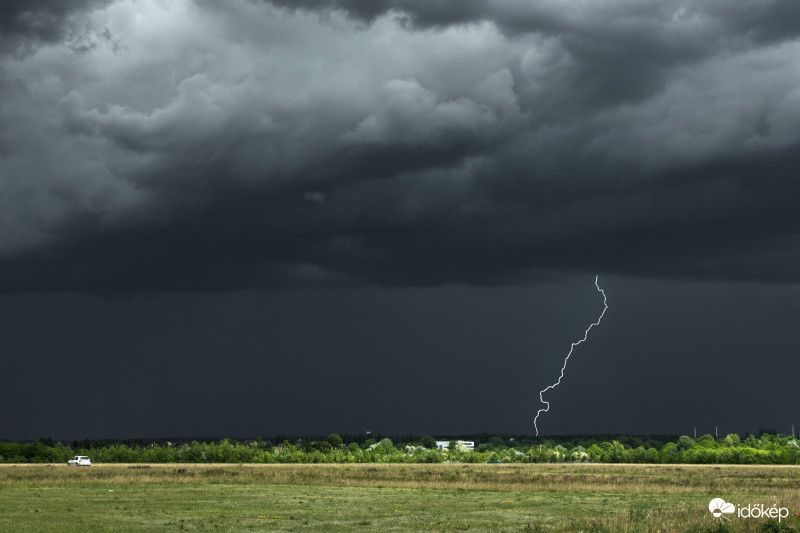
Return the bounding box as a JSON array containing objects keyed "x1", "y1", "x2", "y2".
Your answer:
[{"x1": 67, "y1": 456, "x2": 91, "y2": 466}]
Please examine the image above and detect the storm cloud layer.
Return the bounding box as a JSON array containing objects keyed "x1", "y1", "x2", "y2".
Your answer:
[{"x1": 2, "y1": 0, "x2": 800, "y2": 292}]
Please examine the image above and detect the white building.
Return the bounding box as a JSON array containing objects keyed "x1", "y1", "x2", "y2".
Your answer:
[{"x1": 435, "y1": 440, "x2": 475, "y2": 450}]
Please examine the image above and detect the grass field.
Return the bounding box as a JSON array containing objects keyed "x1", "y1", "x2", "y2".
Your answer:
[{"x1": 1, "y1": 463, "x2": 799, "y2": 532}]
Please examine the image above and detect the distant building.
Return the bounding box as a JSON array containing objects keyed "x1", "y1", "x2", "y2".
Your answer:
[{"x1": 435, "y1": 440, "x2": 475, "y2": 451}]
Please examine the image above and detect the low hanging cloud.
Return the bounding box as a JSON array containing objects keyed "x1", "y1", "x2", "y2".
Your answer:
[{"x1": 1, "y1": 0, "x2": 799, "y2": 292}]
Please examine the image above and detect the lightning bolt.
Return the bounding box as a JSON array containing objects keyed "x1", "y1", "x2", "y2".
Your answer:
[{"x1": 533, "y1": 275, "x2": 608, "y2": 436}]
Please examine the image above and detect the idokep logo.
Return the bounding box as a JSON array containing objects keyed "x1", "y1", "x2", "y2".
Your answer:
[
  {"x1": 709, "y1": 498, "x2": 790, "y2": 522},
  {"x1": 709, "y1": 499, "x2": 735, "y2": 521}
]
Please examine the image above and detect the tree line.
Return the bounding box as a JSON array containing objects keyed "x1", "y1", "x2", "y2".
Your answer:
[{"x1": 2, "y1": 432, "x2": 799, "y2": 464}]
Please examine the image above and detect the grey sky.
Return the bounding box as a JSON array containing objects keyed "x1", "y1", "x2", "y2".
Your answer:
[{"x1": 1, "y1": 0, "x2": 798, "y2": 439}]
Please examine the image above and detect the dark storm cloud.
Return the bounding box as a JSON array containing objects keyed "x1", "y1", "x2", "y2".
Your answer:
[
  {"x1": 262, "y1": 0, "x2": 800, "y2": 41},
  {"x1": 1, "y1": 0, "x2": 800, "y2": 293},
  {"x1": 0, "y1": 0, "x2": 113, "y2": 51},
  {"x1": 259, "y1": 0, "x2": 489, "y2": 27},
  {"x1": 263, "y1": 0, "x2": 800, "y2": 108}
]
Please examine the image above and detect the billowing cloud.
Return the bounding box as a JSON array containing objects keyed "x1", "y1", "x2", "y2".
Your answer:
[
  {"x1": 0, "y1": 0, "x2": 115, "y2": 52},
  {"x1": 1, "y1": 0, "x2": 799, "y2": 292}
]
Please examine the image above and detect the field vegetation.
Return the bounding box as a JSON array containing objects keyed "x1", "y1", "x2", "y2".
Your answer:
[{"x1": 1, "y1": 463, "x2": 799, "y2": 532}]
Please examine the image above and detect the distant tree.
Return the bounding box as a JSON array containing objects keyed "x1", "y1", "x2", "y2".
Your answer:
[
  {"x1": 586, "y1": 444, "x2": 604, "y2": 462},
  {"x1": 606, "y1": 441, "x2": 626, "y2": 463},
  {"x1": 644, "y1": 448, "x2": 659, "y2": 463},
  {"x1": 737, "y1": 447, "x2": 757, "y2": 464},
  {"x1": 758, "y1": 434, "x2": 779, "y2": 450},
  {"x1": 327, "y1": 434, "x2": 343, "y2": 448},
  {"x1": 218, "y1": 439, "x2": 235, "y2": 462},
  {"x1": 677, "y1": 435, "x2": 695, "y2": 451},
  {"x1": 644, "y1": 439, "x2": 664, "y2": 450},
  {"x1": 696, "y1": 434, "x2": 717, "y2": 448},
  {"x1": 723, "y1": 434, "x2": 741, "y2": 447},
  {"x1": 375, "y1": 438, "x2": 394, "y2": 450},
  {"x1": 626, "y1": 437, "x2": 643, "y2": 449},
  {"x1": 419, "y1": 436, "x2": 436, "y2": 449},
  {"x1": 660, "y1": 442, "x2": 680, "y2": 463},
  {"x1": 489, "y1": 436, "x2": 505, "y2": 449},
  {"x1": 630, "y1": 446, "x2": 647, "y2": 463}
]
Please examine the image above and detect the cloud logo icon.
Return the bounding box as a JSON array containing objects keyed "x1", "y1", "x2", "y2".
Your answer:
[{"x1": 709, "y1": 498, "x2": 736, "y2": 519}]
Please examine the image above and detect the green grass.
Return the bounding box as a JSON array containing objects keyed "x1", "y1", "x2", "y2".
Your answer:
[{"x1": 1, "y1": 464, "x2": 799, "y2": 532}]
